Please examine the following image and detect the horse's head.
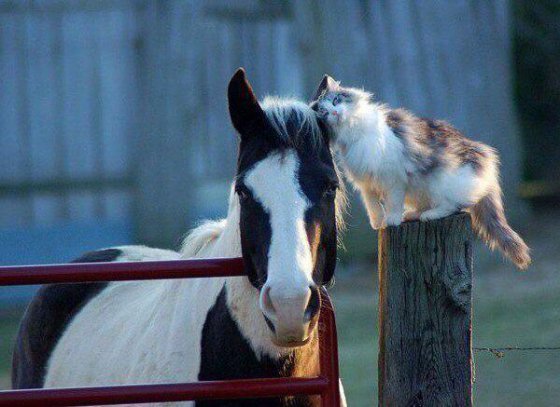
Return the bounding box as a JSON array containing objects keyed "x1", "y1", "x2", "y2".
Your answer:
[{"x1": 228, "y1": 69, "x2": 343, "y2": 348}]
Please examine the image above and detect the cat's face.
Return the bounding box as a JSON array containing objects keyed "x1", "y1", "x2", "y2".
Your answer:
[
  {"x1": 312, "y1": 91, "x2": 354, "y2": 127},
  {"x1": 310, "y1": 75, "x2": 370, "y2": 129}
]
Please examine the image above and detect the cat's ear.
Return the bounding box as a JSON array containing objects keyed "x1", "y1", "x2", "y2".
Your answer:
[
  {"x1": 310, "y1": 74, "x2": 339, "y2": 102},
  {"x1": 228, "y1": 68, "x2": 272, "y2": 140}
]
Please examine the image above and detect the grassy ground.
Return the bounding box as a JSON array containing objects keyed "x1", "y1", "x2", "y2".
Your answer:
[
  {"x1": 0, "y1": 212, "x2": 558, "y2": 406},
  {"x1": 0, "y1": 307, "x2": 23, "y2": 389}
]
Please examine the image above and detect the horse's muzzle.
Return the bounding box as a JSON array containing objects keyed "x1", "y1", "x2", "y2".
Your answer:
[{"x1": 260, "y1": 285, "x2": 321, "y2": 347}]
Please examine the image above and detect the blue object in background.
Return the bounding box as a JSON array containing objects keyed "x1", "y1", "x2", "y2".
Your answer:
[{"x1": 0, "y1": 219, "x2": 132, "y2": 305}]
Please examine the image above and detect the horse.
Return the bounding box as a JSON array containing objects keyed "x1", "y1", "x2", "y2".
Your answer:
[{"x1": 12, "y1": 69, "x2": 347, "y2": 407}]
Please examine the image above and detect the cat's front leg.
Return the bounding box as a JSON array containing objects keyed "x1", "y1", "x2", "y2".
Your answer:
[
  {"x1": 360, "y1": 189, "x2": 385, "y2": 230},
  {"x1": 384, "y1": 184, "x2": 406, "y2": 227}
]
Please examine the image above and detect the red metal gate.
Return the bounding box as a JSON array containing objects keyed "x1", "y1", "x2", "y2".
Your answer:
[{"x1": 0, "y1": 258, "x2": 341, "y2": 406}]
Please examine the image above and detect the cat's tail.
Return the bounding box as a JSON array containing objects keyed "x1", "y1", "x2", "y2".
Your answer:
[{"x1": 470, "y1": 188, "x2": 531, "y2": 270}]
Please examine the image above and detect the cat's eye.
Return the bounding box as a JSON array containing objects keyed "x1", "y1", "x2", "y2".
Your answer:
[{"x1": 332, "y1": 95, "x2": 341, "y2": 106}]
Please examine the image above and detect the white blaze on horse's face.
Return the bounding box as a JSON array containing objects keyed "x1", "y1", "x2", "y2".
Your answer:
[{"x1": 244, "y1": 151, "x2": 317, "y2": 347}]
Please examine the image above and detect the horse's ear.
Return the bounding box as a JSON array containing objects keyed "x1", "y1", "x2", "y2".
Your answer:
[
  {"x1": 310, "y1": 74, "x2": 338, "y2": 102},
  {"x1": 228, "y1": 68, "x2": 270, "y2": 139}
]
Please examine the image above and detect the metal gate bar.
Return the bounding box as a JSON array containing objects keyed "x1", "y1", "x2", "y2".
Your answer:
[{"x1": 0, "y1": 259, "x2": 341, "y2": 406}]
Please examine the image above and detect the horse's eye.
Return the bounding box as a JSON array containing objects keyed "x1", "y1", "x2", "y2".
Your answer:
[
  {"x1": 323, "y1": 183, "x2": 338, "y2": 198},
  {"x1": 236, "y1": 186, "x2": 250, "y2": 201}
]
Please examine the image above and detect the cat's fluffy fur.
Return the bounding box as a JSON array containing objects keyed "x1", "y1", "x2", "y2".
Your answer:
[{"x1": 310, "y1": 75, "x2": 531, "y2": 270}]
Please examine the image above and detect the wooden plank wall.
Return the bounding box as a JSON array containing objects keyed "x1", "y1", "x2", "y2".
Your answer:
[
  {"x1": 136, "y1": 0, "x2": 527, "y2": 248},
  {"x1": 295, "y1": 0, "x2": 526, "y2": 214},
  {"x1": 0, "y1": 0, "x2": 138, "y2": 232},
  {"x1": 135, "y1": 1, "x2": 304, "y2": 246},
  {"x1": 0, "y1": 0, "x2": 527, "y2": 250}
]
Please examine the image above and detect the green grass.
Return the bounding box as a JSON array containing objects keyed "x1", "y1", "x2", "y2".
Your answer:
[
  {"x1": 331, "y1": 271, "x2": 378, "y2": 404},
  {"x1": 471, "y1": 267, "x2": 560, "y2": 407},
  {"x1": 0, "y1": 307, "x2": 24, "y2": 388}
]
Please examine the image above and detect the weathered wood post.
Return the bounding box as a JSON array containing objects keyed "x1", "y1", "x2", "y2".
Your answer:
[{"x1": 378, "y1": 213, "x2": 473, "y2": 406}]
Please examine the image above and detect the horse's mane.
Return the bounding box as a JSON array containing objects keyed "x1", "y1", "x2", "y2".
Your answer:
[{"x1": 181, "y1": 219, "x2": 227, "y2": 258}]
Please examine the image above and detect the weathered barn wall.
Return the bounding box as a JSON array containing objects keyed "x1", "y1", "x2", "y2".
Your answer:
[
  {"x1": 0, "y1": 0, "x2": 139, "y2": 265},
  {"x1": 134, "y1": 1, "x2": 305, "y2": 246},
  {"x1": 0, "y1": 0, "x2": 527, "y2": 255},
  {"x1": 135, "y1": 0, "x2": 527, "y2": 249}
]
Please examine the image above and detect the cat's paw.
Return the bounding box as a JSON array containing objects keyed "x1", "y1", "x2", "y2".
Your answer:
[
  {"x1": 419, "y1": 208, "x2": 452, "y2": 221},
  {"x1": 369, "y1": 217, "x2": 384, "y2": 230},
  {"x1": 403, "y1": 210, "x2": 420, "y2": 222},
  {"x1": 385, "y1": 213, "x2": 403, "y2": 227}
]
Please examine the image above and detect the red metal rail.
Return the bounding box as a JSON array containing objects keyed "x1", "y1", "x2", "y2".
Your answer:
[
  {"x1": 0, "y1": 258, "x2": 245, "y2": 286},
  {"x1": 0, "y1": 259, "x2": 341, "y2": 406}
]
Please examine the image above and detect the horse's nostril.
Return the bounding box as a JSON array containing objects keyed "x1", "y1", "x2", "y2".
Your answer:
[
  {"x1": 263, "y1": 315, "x2": 276, "y2": 333},
  {"x1": 304, "y1": 285, "x2": 321, "y2": 321},
  {"x1": 262, "y1": 286, "x2": 276, "y2": 314}
]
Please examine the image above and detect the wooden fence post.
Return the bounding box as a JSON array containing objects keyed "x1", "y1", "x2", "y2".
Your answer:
[{"x1": 378, "y1": 213, "x2": 473, "y2": 406}]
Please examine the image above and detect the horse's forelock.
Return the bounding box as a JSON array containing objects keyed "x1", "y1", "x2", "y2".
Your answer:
[{"x1": 261, "y1": 97, "x2": 323, "y2": 150}]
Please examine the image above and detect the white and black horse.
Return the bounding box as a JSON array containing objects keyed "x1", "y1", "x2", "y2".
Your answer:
[{"x1": 12, "y1": 69, "x2": 347, "y2": 406}]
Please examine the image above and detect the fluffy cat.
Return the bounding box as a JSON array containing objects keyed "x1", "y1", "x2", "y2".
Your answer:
[{"x1": 310, "y1": 75, "x2": 531, "y2": 269}]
